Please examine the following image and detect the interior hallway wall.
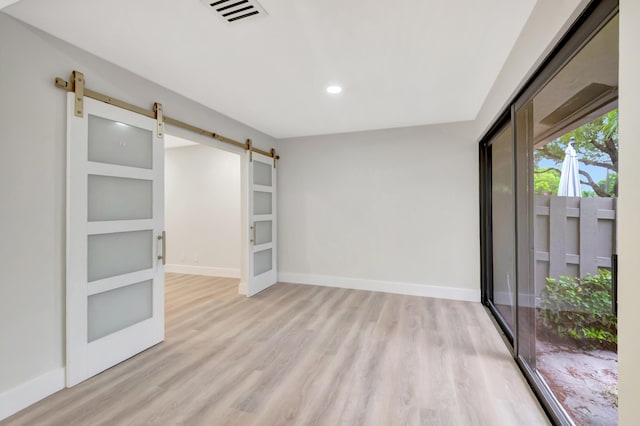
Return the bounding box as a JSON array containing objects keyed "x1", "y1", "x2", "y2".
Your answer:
[
  {"x1": 165, "y1": 144, "x2": 241, "y2": 278},
  {"x1": 0, "y1": 12, "x2": 274, "y2": 414},
  {"x1": 276, "y1": 122, "x2": 480, "y2": 301}
]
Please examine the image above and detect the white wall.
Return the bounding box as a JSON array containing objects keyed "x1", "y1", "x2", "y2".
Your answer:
[
  {"x1": 0, "y1": 12, "x2": 274, "y2": 417},
  {"x1": 274, "y1": 0, "x2": 591, "y2": 305},
  {"x1": 276, "y1": 122, "x2": 480, "y2": 301},
  {"x1": 165, "y1": 144, "x2": 241, "y2": 278},
  {"x1": 618, "y1": 1, "x2": 640, "y2": 423}
]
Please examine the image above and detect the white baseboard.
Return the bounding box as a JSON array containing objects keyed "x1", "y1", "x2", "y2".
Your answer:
[
  {"x1": 238, "y1": 281, "x2": 247, "y2": 296},
  {"x1": 278, "y1": 273, "x2": 480, "y2": 302},
  {"x1": 165, "y1": 264, "x2": 240, "y2": 279},
  {"x1": 0, "y1": 367, "x2": 65, "y2": 421}
]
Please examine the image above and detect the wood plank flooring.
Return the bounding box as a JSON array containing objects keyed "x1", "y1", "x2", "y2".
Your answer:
[{"x1": 2, "y1": 274, "x2": 549, "y2": 425}]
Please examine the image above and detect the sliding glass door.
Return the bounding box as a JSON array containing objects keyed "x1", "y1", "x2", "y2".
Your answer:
[
  {"x1": 482, "y1": 3, "x2": 619, "y2": 425},
  {"x1": 485, "y1": 123, "x2": 516, "y2": 341}
]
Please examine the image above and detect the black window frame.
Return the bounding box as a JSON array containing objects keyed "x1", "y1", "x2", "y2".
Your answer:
[{"x1": 478, "y1": 1, "x2": 619, "y2": 425}]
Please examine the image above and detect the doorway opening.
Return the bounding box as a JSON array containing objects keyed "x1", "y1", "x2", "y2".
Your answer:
[{"x1": 164, "y1": 134, "x2": 242, "y2": 289}]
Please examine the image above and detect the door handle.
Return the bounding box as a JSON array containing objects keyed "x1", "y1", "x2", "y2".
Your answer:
[
  {"x1": 157, "y1": 231, "x2": 166, "y2": 265},
  {"x1": 250, "y1": 225, "x2": 256, "y2": 246}
]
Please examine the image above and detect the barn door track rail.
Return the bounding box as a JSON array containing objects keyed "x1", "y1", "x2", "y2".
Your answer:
[{"x1": 55, "y1": 70, "x2": 279, "y2": 163}]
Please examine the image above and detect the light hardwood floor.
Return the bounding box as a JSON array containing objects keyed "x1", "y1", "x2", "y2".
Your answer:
[{"x1": 2, "y1": 274, "x2": 549, "y2": 425}]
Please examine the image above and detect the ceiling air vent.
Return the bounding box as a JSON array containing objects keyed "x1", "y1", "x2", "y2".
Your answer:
[{"x1": 202, "y1": 0, "x2": 268, "y2": 23}]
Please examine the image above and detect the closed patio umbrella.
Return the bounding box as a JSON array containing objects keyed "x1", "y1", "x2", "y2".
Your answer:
[{"x1": 557, "y1": 137, "x2": 582, "y2": 197}]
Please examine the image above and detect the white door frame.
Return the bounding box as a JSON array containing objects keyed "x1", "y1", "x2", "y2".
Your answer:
[{"x1": 162, "y1": 130, "x2": 253, "y2": 296}]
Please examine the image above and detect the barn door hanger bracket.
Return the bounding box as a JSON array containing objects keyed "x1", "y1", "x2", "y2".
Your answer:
[
  {"x1": 270, "y1": 148, "x2": 280, "y2": 168},
  {"x1": 246, "y1": 139, "x2": 253, "y2": 162},
  {"x1": 153, "y1": 103, "x2": 164, "y2": 138},
  {"x1": 71, "y1": 71, "x2": 84, "y2": 117}
]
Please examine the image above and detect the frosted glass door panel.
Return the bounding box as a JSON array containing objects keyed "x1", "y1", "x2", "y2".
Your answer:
[
  {"x1": 88, "y1": 115, "x2": 153, "y2": 169},
  {"x1": 254, "y1": 191, "x2": 272, "y2": 215},
  {"x1": 255, "y1": 220, "x2": 272, "y2": 245},
  {"x1": 88, "y1": 230, "x2": 152, "y2": 282},
  {"x1": 254, "y1": 249, "x2": 273, "y2": 276},
  {"x1": 253, "y1": 161, "x2": 272, "y2": 186},
  {"x1": 88, "y1": 175, "x2": 152, "y2": 221},
  {"x1": 88, "y1": 280, "x2": 153, "y2": 342}
]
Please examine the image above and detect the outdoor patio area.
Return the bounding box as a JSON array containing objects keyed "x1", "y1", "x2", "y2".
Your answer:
[{"x1": 537, "y1": 336, "x2": 617, "y2": 425}]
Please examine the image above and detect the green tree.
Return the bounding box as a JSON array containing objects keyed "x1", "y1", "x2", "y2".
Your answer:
[
  {"x1": 580, "y1": 172, "x2": 616, "y2": 198},
  {"x1": 600, "y1": 171, "x2": 617, "y2": 195},
  {"x1": 534, "y1": 168, "x2": 560, "y2": 195},
  {"x1": 535, "y1": 109, "x2": 618, "y2": 197}
]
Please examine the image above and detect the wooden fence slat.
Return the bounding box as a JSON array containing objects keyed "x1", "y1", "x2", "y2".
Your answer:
[
  {"x1": 597, "y1": 209, "x2": 616, "y2": 219},
  {"x1": 536, "y1": 206, "x2": 550, "y2": 216},
  {"x1": 535, "y1": 251, "x2": 550, "y2": 261},
  {"x1": 566, "y1": 254, "x2": 580, "y2": 264},
  {"x1": 567, "y1": 208, "x2": 580, "y2": 218},
  {"x1": 549, "y1": 197, "x2": 567, "y2": 279},
  {"x1": 596, "y1": 256, "x2": 612, "y2": 268},
  {"x1": 580, "y1": 198, "x2": 599, "y2": 276}
]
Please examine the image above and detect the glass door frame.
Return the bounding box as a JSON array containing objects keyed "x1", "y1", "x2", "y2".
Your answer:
[
  {"x1": 479, "y1": 110, "x2": 517, "y2": 351},
  {"x1": 479, "y1": 1, "x2": 619, "y2": 424}
]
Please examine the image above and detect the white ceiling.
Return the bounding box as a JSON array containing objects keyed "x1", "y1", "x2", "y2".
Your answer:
[{"x1": 5, "y1": 0, "x2": 537, "y2": 138}]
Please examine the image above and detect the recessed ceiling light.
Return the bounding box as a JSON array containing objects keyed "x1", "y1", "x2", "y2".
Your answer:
[{"x1": 326, "y1": 85, "x2": 343, "y2": 94}]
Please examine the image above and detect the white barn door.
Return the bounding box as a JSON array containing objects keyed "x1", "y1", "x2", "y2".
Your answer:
[
  {"x1": 247, "y1": 152, "x2": 277, "y2": 296},
  {"x1": 66, "y1": 94, "x2": 165, "y2": 386}
]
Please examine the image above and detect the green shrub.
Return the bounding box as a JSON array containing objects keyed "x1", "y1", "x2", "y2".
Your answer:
[{"x1": 539, "y1": 270, "x2": 617, "y2": 348}]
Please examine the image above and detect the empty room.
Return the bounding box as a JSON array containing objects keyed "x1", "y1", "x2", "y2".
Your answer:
[{"x1": 0, "y1": 0, "x2": 638, "y2": 425}]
